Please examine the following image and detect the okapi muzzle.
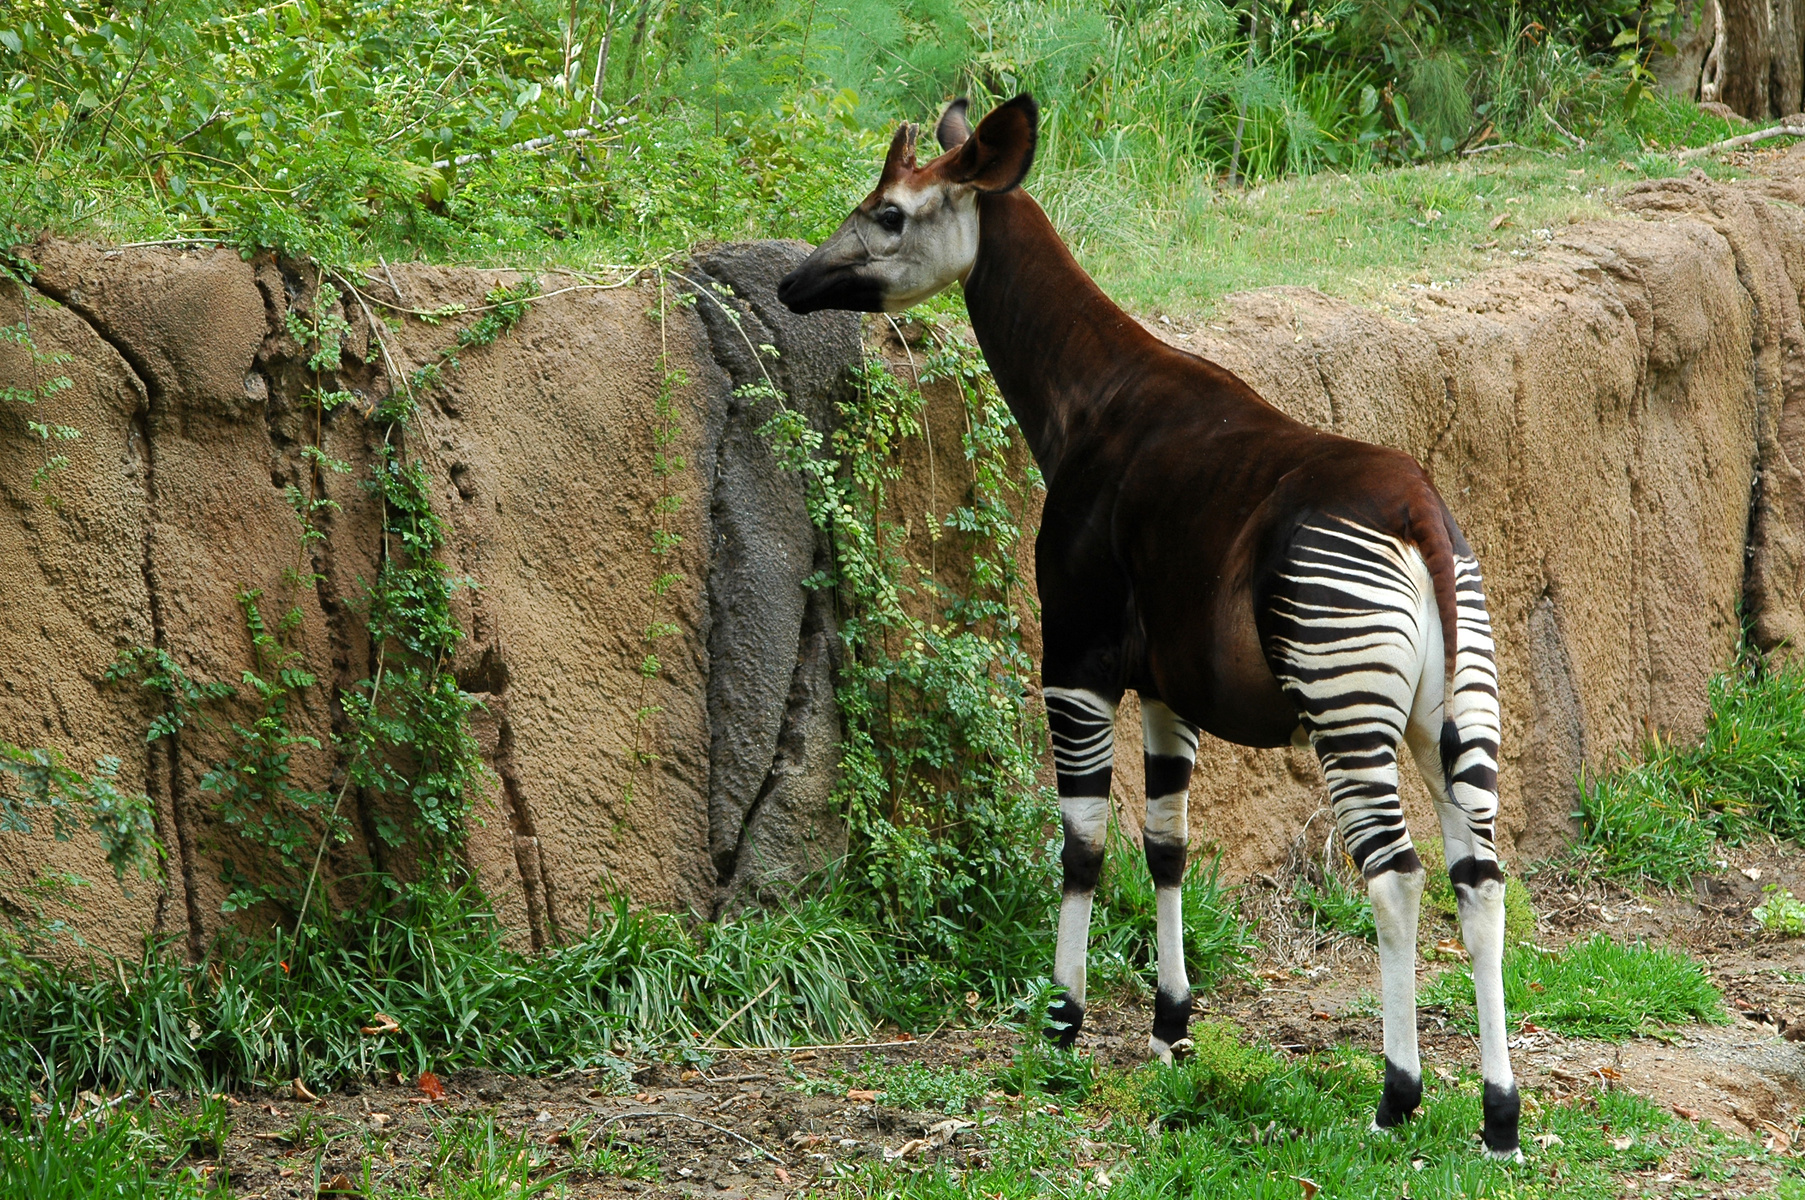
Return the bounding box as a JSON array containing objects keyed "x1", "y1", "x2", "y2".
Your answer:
[{"x1": 777, "y1": 96, "x2": 1036, "y2": 315}]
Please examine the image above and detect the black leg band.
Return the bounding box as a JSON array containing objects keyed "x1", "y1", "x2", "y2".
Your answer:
[
  {"x1": 1482, "y1": 1081, "x2": 1520, "y2": 1154},
  {"x1": 1152, "y1": 988, "x2": 1193, "y2": 1047},
  {"x1": 1374, "y1": 1058, "x2": 1422, "y2": 1128},
  {"x1": 1047, "y1": 995, "x2": 1084, "y2": 1047}
]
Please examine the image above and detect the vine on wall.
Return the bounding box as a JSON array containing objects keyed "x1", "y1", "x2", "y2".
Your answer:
[{"x1": 763, "y1": 311, "x2": 1053, "y2": 995}]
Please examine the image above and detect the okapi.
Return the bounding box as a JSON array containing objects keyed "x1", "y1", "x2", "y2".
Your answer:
[{"x1": 776, "y1": 95, "x2": 1518, "y2": 1158}]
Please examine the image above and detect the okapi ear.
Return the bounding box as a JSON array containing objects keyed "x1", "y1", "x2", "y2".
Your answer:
[
  {"x1": 946, "y1": 94, "x2": 1038, "y2": 193},
  {"x1": 935, "y1": 98, "x2": 972, "y2": 150},
  {"x1": 880, "y1": 121, "x2": 919, "y2": 181}
]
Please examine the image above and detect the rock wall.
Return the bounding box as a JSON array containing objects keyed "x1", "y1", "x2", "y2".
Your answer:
[
  {"x1": 0, "y1": 238, "x2": 855, "y2": 955},
  {"x1": 6, "y1": 163, "x2": 1805, "y2": 952}
]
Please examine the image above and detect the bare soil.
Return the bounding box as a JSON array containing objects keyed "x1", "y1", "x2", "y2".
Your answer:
[{"x1": 200, "y1": 852, "x2": 1805, "y2": 1198}]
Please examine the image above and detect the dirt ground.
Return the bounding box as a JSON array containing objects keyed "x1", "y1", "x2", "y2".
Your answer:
[{"x1": 188, "y1": 846, "x2": 1805, "y2": 1199}]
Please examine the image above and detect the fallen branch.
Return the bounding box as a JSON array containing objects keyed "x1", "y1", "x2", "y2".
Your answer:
[
  {"x1": 1541, "y1": 105, "x2": 1587, "y2": 150},
  {"x1": 595, "y1": 1110, "x2": 780, "y2": 1161},
  {"x1": 698, "y1": 977, "x2": 782, "y2": 1048},
  {"x1": 1462, "y1": 142, "x2": 1520, "y2": 156},
  {"x1": 431, "y1": 125, "x2": 601, "y2": 170},
  {"x1": 1675, "y1": 123, "x2": 1805, "y2": 160}
]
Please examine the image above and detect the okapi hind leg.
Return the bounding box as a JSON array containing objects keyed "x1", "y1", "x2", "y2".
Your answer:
[
  {"x1": 1407, "y1": 556, "x2": 1519, "y2": 1160},
  {"x1": 1141, "y1": 699, "x2": 1199, "y2": 1064},
  {"x1": 1043, "y1": 686, "x2": 1120, "y2": 1047}
]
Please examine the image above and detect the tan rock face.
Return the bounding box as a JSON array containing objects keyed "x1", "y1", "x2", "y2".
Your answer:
[{"x1": 4, "y1": 166, "x2": 1805, "y2": 951}]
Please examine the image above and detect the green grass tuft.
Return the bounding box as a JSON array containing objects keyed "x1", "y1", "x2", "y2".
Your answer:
[
  {"x1": 1580, "y1": 653, "x2": 1805, "y2": 886},
  {"x1": 1422, "y1": 934, "x2": 1726, "y2": 1041}
]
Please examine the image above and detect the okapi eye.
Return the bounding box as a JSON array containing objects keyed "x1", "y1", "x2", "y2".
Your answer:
[{"x1": 877, "y1": 206, "x2": 906, "y2": 234}]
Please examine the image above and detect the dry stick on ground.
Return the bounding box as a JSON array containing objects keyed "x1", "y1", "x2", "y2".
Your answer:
[
  {"x1": 595, "y1": 1110, "x2": 781, "y2": 1161},
  {"x1": 1677, "y1": 123, "x2": 1805, "y2": 160},
  {"x1": 698, "y1": 978, "x2": 783, "y2": 1048}
]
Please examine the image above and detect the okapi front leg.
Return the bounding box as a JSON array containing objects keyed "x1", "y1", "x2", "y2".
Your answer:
[
  {"x1": 1044, "y1": 686, "x2": 1119, "y2": 1046},
  {"x1": 1141, "y1": 699, "x2": 1199, "y2": 1063}
]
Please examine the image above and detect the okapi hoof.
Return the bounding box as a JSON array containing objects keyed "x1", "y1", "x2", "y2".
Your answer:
[
  {"x1": 1482, "y1": 1080, "x2": 1521, "y2": 1160},
  {"x1": 1148, "y1": 1034, "x2": 1193, "y2": 1065},
  {"x1": 1372, "y1": 1059, "x2": 1423, "y2": 1129},
  {"x1": 1046, "y1": 995, "x2": 1084, "y2": 1047}
]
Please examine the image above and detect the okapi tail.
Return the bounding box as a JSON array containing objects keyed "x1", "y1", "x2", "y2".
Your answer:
[
  {"x1": 1409, "y1": 491, "x2": 1501, "y2": 801},
  {"x1": 1407, "y1": 491, "x2": 1462, "y2": 690}
]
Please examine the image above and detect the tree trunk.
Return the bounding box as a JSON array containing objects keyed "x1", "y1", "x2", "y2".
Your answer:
[
  {"x1": 1651, "y1": 0, "x2": 1717, "y2": 100},
  {"x1": 1718, "y1": 0, "x2": 1773, "y2": 118},
  {"x1": 1778, "y1": 0, "x2": 1805, "y2": 116}
]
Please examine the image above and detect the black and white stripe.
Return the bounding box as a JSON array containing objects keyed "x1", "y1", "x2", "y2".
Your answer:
[{"x1": 1265, "y1": 518, "x2": 1430, "y2": 877}]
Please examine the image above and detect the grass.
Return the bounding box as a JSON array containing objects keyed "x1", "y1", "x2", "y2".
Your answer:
[
  {"x1": 0, "y1": 883, "x2": 885, "y2": 1093},
  {"x1": 1074, "y1": 129, "x2": 1750, "y2": 321},
  {"x1": 0, "y1": 1090, "x2": 222, "y2": 1199},
  {"x1": 823, "y1": 1021, "x2": 1785, "y2": 1200},
  {"x1": 1580, "y1": 652, "x2": 1805, "y2": 886},
  {"x1": 1421, "y1": 934, "x2": 1727, "y2": 1041}
]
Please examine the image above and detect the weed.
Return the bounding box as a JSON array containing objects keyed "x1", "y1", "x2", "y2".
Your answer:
[
  {"x1": 858, "y1": 1061, "x2": 992, "y2": 1115},
  {"x1": 361, "y1": 1110, "x2": 563, "y2": 1199},
  {"x1": 1755, "y1": 886, "x2": 1805, "y2": 936},
  {"x1": 567, "y1": 1117, "x2": 661, "y2": 1179},
  {"x1": 1421, "y1": 933, "x2": 1726, "y2": 1040}
]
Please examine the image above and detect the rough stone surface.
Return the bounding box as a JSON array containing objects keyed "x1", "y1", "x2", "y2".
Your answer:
[
  {"x1": 11, "y1": 159, "x2": 1805, "y2": 948},
  {"x1": 1, "y1": 240, "x2": 855, "y2": 953},
  {"x1": 684, "y1": 241, "x2": 858, "y2": 903}
]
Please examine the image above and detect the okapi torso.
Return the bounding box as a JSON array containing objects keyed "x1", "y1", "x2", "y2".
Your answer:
[{"x1": 778, "y1": 95, "x2": 1520, "y2": 1159}]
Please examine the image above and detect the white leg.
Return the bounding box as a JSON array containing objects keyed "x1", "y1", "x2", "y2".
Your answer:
[
  {"x1": 1141, "y1": 699, "x2": 1198, "y2": 1063},
  {"x1": 1368, "y1": 865, "x2": 1425, "y2": 1129},
  {"x1": 1406, "y1": 555, "x2": 1519, "y2": 1160}
]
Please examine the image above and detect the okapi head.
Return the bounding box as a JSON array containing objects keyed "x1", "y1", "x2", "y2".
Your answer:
[{"x1": 776, "y1": 95, "x2": 1038, "y2": 314}]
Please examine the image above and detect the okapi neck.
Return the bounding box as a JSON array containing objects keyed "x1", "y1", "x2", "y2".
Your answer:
[{"x1": 961, "y1": 189, "x2": 1161, "y2": 476}]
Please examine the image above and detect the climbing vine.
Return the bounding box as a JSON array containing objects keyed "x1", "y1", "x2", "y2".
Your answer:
[
  {"x1": 762, "y1": 310, "x2": 1052, "y2": 992},
  {"x1": 621, "y1": 276, "x2": 693, "y2": 814}
]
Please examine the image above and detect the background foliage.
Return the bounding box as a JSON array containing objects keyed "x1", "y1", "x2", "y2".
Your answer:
[{"x1": 0, "y1": 0, "x2": 1727, "y2": 269}]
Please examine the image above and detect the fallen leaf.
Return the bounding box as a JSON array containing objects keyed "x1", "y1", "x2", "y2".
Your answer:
[
  {"x1": 885, "y1": 1136, "x2": 931, "y2": 1161},
  {"x1": 1310, "y1": 1011, "x2": 1332, "y2": 1021},
  {"x1": 1433, "y1": 938, "x2": 1469, "y2": 961},
  {"x1": 1042, "y1": 1103, "x2": 1062, "y2": 1115},
  {"x1": 317, "y1": 1174, "x2": 358, "y2": 1196},
  {"x1": 1535, "y1": 1132, "x2": 1564, "y2": 1148},
  {"x1": 1672, "y1": 1104, "x2": 1699, "y2": 1120},
  {"x1": 791, "y1": 1051, "x2": 817, "y2": 1063},
  {"x1": 368, "y1": 1113, "x2": 389, "y2": 1129},
  {"x1": 1594, "y1": 1066, "x2": 1623, "y2": 1082},
  {"x1": 1743, "y1": 867, "x2": 1764, "y2": 881},
  {"x1": 1257, "y1": 968, "x2": 1289, "y2": 982},
  {"x1": 680, "y1": 1070, "x2": 701, "y2": 1082},
  {"x1": 1611, "y1": 1134, "x2": 1635, "y2": 1150},
  {"x1": 1411, "y1": 1157, "x2": 1426, "y2": 1170},
  {"x1": 891, "y1": 1032, "x2": 916, "y2": 1043},
  {"x1": 417, "y1": 1072, "x2": 446, "y2": 1102},
  {"x1": 1489, "y1": 212, "x2": 1513, "y2": 230},
  {"x1": 1518, "y1": 1019, "x2": 1544, "y2": 1034},
  {"x1": 359, "y1": 1013, "x2": 400, "y2": 1036},
  {"x1": 846, "y1": 1088, "x2": 880, "y2": 1103},
  {"x1": 1291, "y1": 1175, "x2": 1320, "y2": 1199},
  {"x1": 788, "y1": 1132, "x2": 825, "y2": 1148},
  {"x1": 292, "y1": 1078, "x2": 320, "y2": 1103},
  {"x1": 775, "y1": 1165, "x2": 793, "y2": 1183},
  {"x1": 1761, "y1": 1120, "x2": 1793, "y2": 1152}
]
